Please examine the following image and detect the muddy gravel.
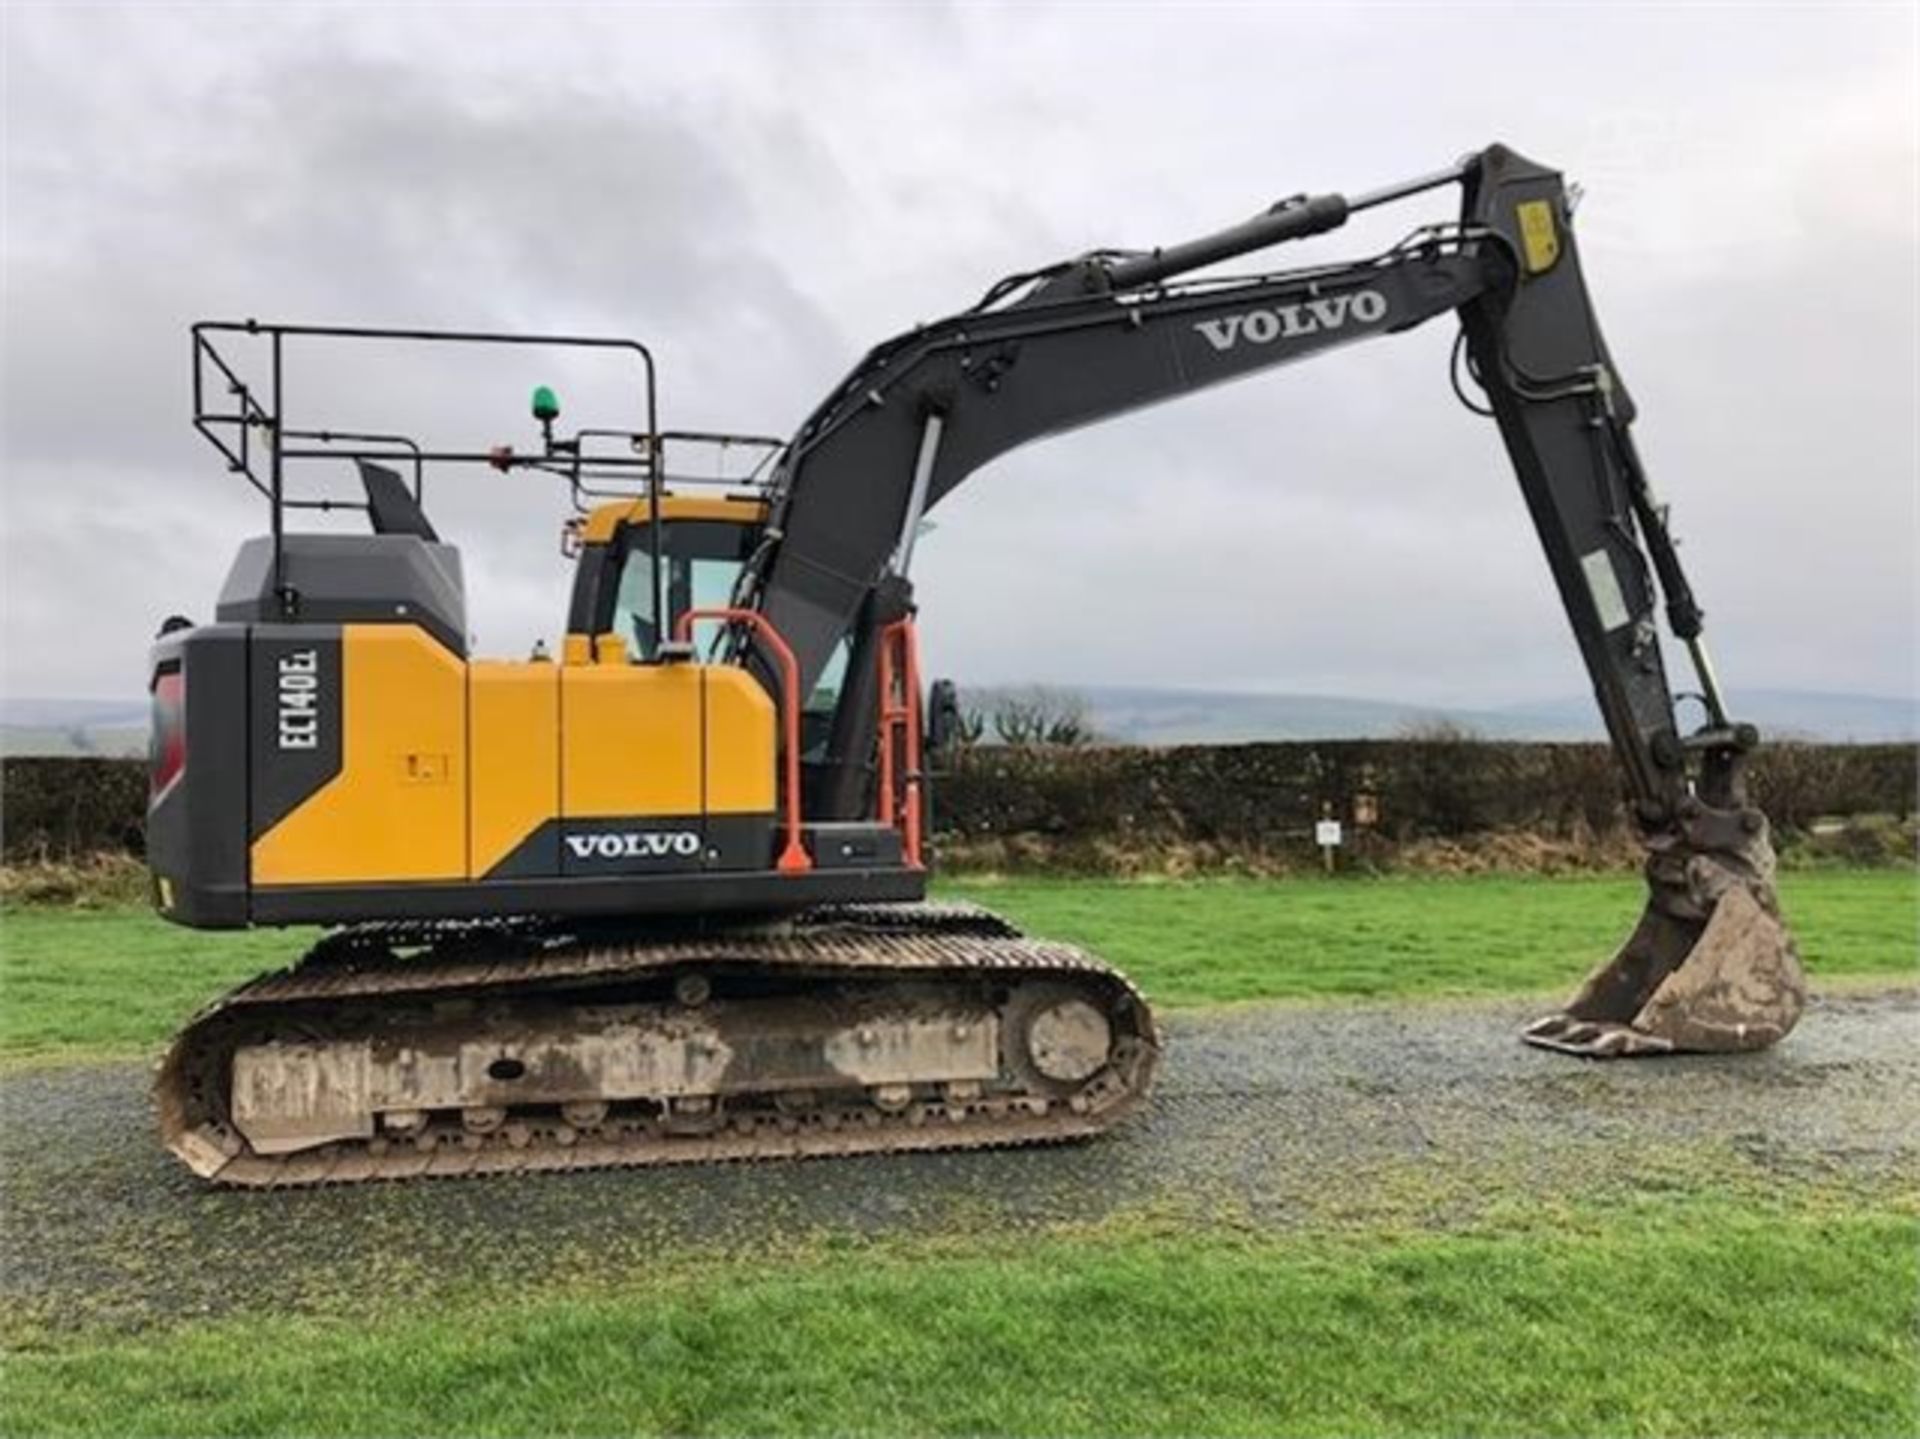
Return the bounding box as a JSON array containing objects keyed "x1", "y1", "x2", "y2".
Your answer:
[{"x1": 4, "y1": 986, "x2": 1915, "y2": 1336}]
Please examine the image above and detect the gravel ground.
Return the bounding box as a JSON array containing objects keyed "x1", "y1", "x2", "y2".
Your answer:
[{"x1": 4, "y1": 986, "x2": 1914, "y2": 1337}]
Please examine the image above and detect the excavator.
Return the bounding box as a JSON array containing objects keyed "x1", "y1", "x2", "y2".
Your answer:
[{"x1": 148, "y1": 144, "x2": 1806, "y2": 1185}]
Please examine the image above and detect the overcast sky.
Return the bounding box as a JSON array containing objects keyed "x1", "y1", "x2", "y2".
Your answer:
[{"x1": 3, "y1": 3, "x2": 1914, "y2": 709}]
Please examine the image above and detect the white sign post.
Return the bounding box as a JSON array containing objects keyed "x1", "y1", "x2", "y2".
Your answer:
[{"x1": 1315, "y1": 817, "x2": 1343, "y2": 874}]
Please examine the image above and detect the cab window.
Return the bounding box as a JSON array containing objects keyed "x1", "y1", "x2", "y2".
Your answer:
[
  {"x1": 608, "y1": 520, "x2": 754, "y2": 661},
  {"x1": 807, "y1": 637, "x2": 849, "y2": 717}
]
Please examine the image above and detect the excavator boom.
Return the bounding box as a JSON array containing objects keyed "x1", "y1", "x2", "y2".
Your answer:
[{"x1": 738, "y1": 143, "x2": 1804, "y2": 1056}]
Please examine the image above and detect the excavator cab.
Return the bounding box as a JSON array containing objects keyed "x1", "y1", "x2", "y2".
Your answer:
[
  {"x1": 564, "y1": 491, "x2": 860, "y2": 768},
  {"x1": 562, "y1": 492, "x2": 855, "y2": 762},
  {"x1": 563, "y1": 494, "x2": 766, "y2": 663}
]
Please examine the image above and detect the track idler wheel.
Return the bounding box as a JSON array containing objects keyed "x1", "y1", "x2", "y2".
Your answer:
[
  {"x1": 1006, "y1": 983, "x2": 1119, "y2": 1094},
  {"x1": 1524, "y1": 752, "x2": 1807, "y2": 1059}
]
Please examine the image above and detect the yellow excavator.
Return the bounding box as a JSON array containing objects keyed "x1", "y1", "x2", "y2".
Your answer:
[{"x1": 148, "y1": 145, "x2": 1806, "y2": 1185}]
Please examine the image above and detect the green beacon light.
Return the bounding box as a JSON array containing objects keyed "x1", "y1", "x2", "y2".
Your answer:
[{"x1": 530, "y1": 385, "x2": 561, "y2": 423}]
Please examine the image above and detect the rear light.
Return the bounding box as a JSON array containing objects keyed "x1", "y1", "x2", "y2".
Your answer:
[{"x1": 150, "y1": 668, "x2": 186, "y2": 801}]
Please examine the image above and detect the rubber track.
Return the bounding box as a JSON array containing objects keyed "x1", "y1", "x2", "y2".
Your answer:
[{"x1": 156, "y1": 902, "x2": 1161, "y2": 1188}]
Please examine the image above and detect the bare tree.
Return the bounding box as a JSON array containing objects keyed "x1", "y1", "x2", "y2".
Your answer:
[
  {"x1": 991, "y1": 691, "x2": 1043, "y2": 746},
  {"x1": 988, "y1": 686, "x2": 1095, "y2": 748},
  {"x1": 1396, "y1": 715, "x2": 1485, "y2": 744}
]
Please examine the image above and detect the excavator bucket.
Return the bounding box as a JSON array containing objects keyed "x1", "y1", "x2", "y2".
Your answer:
[{"x1": 1523, "y1": 749, "x2": 1807, "y2": 1059}]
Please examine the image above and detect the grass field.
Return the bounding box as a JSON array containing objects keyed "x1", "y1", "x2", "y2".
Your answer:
[
  {"x1": 1, "y1": 869, "x2": 1911, "y2": 1065},
  {"x1": 948, "y1": 868, "x2": 1918, "y2": 1005},
  {"x1": 4, "y1": 1192, "x2": 1913, "y2": 1438},
  {"x1": 2, "y1": 871, "x2": 1914, "y2": 1437}
]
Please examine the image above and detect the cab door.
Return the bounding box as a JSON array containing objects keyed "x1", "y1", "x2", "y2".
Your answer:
[
  {"x1": 558, "y1": 649, "x2": 708, "y2": 875},
  {"x1": 556, "y1": 501, "x2": 776, "y2": 877}
]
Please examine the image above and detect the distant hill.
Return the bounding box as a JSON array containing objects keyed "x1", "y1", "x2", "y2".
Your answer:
[
  {"x1": 1, "y1": 698, "x2": 147, "y2": 730},
  {"x1": 2, "y1": 685, "x2": 1911, "y2": 758},
  {"x1": 1, "y1": 698, "x2": 149, "y2": 759},
  {"x1": 1483, "y1": 689, "x2": 1919, "y2": 745},
  {"x1": 966, "y1": 684, "x2": 1918, "y2": 746},
  {"x1": 0, "y1": 726, "x2": 146, "y2": 759}
]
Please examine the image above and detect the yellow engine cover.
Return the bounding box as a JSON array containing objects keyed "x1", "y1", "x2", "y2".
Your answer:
[
  {"x1": 251, "y1": 624, "x2": 778, "y2": 887},
  {"x1": 251, "y1": 626, "x2": 467, "y2": 885},
  {"x1": 469, "y1": 660, "x2": 560, "y2": 877}
]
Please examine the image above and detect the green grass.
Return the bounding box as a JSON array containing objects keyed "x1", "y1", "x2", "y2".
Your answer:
[
  {"x1": 3, "y1": 1196, "x2": 1912, "y2": 1437},
  {"x1": 0, "y1": 914, "x2": 313, "y2": 1065},
  {"x1": 3, "y1": 879, "x2": 1914, "y2": 1436},
  {"x1": 947, "y1": 869, "x2": 1918, "y2": 1006},
  {"x1": 1, "y1": 870, "x2": 1912, "y2": 1065}
]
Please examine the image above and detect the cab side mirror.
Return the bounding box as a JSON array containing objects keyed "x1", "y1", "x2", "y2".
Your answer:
[{"x1": 925, "y1": 678, "x2": 962, "y2": 754}]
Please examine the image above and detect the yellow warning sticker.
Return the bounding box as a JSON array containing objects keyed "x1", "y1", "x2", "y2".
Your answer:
[{"x1": 1517, "y1": 199, "x2": 1560, "y2": 274}]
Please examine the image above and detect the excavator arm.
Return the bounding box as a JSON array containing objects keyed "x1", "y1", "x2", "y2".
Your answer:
[{"x1": 740, "y1": 143, "x2": 1805, "y2": 1059}]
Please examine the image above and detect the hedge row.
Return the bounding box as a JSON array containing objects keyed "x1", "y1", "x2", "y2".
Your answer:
[
  {"x1": 3, "y1": 742, "x2": 1912, "y2": 864},
  {"x1": 3, "y1": 758, "x2": 149, "y2": 862},
  {"x1": 932, "y1": 739, "x2": 1917, "y2": 847}
]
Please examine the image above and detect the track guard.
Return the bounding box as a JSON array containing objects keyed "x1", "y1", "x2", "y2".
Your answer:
[{"x1": 1524, "y1": 748, "x2": 1807, "y2": 1059}]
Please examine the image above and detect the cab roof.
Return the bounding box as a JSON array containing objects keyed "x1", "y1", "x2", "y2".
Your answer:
[{"x1": 577, "y1": 493, "x2": 769, "y2": 544}]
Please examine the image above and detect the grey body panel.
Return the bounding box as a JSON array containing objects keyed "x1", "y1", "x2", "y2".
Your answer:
[
  {"x1": 245, "y1": 865, "x2": 926, "y2": 928},
  {"x1": 486, "y1": 813, "x2": 780, "y2": 880},
  {"x1": 146, "y1": 624, "x2": 252, "y2": 926},
  {"x1": 217, "y1": 534, "x2": 468, "y2": 657},
  {"x1": 804, "y1": 822, "x2": 906, "y2": 870},
  {"x1": 246, "y1": 626, "x2": 343, "y2": 841}
]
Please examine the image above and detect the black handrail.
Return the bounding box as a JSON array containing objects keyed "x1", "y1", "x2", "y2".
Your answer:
[{"x1": 187, "y1": 320, "x2": 784, "y2": 629}]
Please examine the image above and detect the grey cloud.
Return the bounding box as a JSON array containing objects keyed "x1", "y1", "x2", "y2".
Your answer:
[
  {"x1": 3, "y1": 4, "x2": 1913, "y2": 711},
  {"x1": 3, "y1": 21, "x2": 857, "y2": 691}
]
